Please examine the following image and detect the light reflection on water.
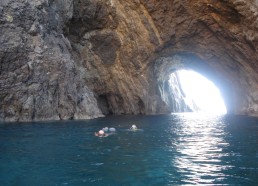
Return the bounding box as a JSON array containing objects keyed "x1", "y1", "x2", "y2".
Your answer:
[
  {"x1": 0, "y1": 113, "x2": 258, "y2": 185},
  {"x1": 171, "y1": 113, "x2": 232, "y2": 184}
]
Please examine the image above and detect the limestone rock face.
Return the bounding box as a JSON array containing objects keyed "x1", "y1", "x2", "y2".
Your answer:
[{"x1": 1, "y1": 0, "x2": 258, "y2": 121}]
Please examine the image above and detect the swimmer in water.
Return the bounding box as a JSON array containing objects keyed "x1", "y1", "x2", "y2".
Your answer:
[
  {"x1": 102, "y1": 127, "x2": 109, "y2": 132},
  {"x1": 95, "y1": 130, "x2": 108, "y2": 137},
  {"x1": 109, "y1": 127, "x2": 116, "y2": 133},
  {"x1": 130, "y1": 124, "x2": 137, "y2": 131}
]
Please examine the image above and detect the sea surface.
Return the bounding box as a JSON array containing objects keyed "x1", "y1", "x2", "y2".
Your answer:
[{"x1": 0, "y1": 113, "x2": 258, "y2": 185}]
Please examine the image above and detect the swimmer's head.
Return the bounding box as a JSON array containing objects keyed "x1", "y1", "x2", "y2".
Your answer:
[
  {"x1": 109, "y1": 127, "x2": 116, "y2": 132},
  {"x1": 98, "y1": 130, "x2": 104, "y2": 135},
  {"x1": 102, "y1": 127, "x2": 108, "y2": 131},
  {"x1": 132, "y1": 125, "x2": 137, "y2": 129}
]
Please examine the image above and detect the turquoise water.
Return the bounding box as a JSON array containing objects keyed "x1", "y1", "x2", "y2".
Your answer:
[{"x1": 0, "y1": 113, "x2": 258, "y2": 185}]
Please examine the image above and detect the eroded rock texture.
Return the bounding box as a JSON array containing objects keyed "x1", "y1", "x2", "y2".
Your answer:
[
  {"x1": 0, "y1": 0, "x2": 103, "y2": 121},
  {"x1": 1, "y1": 0, "x2": 258, "y2": 121}
]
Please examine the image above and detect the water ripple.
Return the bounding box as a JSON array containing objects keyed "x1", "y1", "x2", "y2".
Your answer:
[{"x1": 0, "y1": 113, "x2": 258, "y2": 185}]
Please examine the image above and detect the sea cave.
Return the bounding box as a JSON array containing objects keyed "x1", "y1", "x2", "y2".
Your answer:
[
  {"x1": 1, "y1": 1, "x2": 258, "y2": 185},
  {"x1": 0, "y1": 0, "x2": 258, "y2": 121}
]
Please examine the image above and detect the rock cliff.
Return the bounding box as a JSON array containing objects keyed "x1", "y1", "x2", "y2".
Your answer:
[
  {"x1": 0, "y1": 0, "x2": 103, "y2": 121},
  {"x1": 1, "y1": 0, "x2": 258, "y2": 121}
]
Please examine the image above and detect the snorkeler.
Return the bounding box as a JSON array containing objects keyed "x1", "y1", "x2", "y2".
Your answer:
[
  {"x1": 95, "y1": 130, "x2": 108, "y2": 137},
  {"x1": 130, "y1": 124, "x2": 137, "y2": 131},
  {"x1": 109, "y1": 127, "x2": 116, "y2": 132},
  {"x1": 102, "y1": 127, "x2": 109, "y2": 132}
]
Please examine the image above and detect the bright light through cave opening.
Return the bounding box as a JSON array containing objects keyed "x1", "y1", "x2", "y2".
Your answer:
[{"x1": 174, "y1": 70, "x2": 227, "y2": 114}]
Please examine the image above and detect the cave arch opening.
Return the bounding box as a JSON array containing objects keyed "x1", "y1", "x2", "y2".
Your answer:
[
  {"x1": 155, "y1": 54, "x2": 233, "y2": 115},
  {"x1": 170, "y1": 69, "x2": 227, "y2": 114}
]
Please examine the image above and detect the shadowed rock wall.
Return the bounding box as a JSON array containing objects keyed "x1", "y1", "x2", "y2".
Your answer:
[
  {"x1": 1, "y1": 0, "x2": 258, "y2": 121},
  {"x1": 0, "y1": 0, "x2": 103, "y2": 121}
]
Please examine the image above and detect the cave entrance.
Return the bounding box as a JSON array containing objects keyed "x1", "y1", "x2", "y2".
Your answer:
[
  {"x1": 170, "y1": 69, "x2": 227, "y2": 114},
  {"x1": 155, "y1": 54, "x2": 232, "y2": 115}
]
